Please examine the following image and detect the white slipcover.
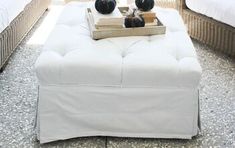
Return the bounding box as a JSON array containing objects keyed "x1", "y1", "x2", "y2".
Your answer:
[
  {"x1": 186, "y1": 0, "x2": 235, "y2": 27},
  {"x1": 35, "y1": 2, "x2": 202, "y2": 143}
]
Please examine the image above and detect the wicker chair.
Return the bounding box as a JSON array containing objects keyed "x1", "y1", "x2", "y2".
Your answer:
[
  {"x1": 155, "y1": 0, "x2": 177, "y2": 9},
  {"x1": 156, "y1": 0, "x2": 235, "y2": 57},
  {"x1": 176, "y1": 0, "x2": 235, "y2": 57},
  {"x1": 0, "y1": 0, "x2": 51, "y2": 72}
]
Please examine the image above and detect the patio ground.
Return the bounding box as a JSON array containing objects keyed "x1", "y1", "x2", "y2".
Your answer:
[{"x1": 0, "y1": 1, "x2": 234, "y2": 147}]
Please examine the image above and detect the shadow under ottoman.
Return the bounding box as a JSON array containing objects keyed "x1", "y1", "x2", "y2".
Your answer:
[{"x1": 35, "y1": 2, "x2": 202, "y2": 144}]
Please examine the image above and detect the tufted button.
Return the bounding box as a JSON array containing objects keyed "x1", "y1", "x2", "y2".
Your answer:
[
  {"x1": 121, "y1": 51, "x2": 126, "y2": 58},
  {"x1": 36, "y1": 2, "x2": 201, "y2": 89}
]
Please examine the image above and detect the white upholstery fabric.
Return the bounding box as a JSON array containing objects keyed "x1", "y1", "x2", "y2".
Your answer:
[
  {"x1": 38, "y1": 86, "x2": 199, "y2": 143},
  {"x1": 186, "y1": 0, "x2": 235, "y2": 27},
  {"x1": 0, "y1": 0, "x2": 32, "y2": 32},
  {"x1": 35, "y1": 2, "x2": 201, "y2": 88},
  {"x1": 35, "y1": 2, "x2": 202, "y2": 143}
]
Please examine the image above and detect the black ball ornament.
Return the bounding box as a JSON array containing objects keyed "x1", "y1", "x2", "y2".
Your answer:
[
  {"x1": 124, "y1": 9, "x2": 145, "y2": 28},
  {"x1": 95, "y1": 0, "x2": 116, "y2": 14},
  {"x1": 135, "y1": 0, "x2": 154, "y2": 11}
]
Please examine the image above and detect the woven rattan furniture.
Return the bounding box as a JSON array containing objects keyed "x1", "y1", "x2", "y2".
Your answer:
[
  {"x1": 155, "y1": 0, "x2": 176, "y2": 9},
  {"x1": 0, "y1": 0, "x2": 51, "y2": 72},
  {"x1": 156, "y1": 0, "x2": 235, "y2": 57},
  {"x1": 155, "y1": 0, "x2": 235, "y2": 57},
  {"x1": 177, "y1": 0, "x2": 235, "y2": 57}
]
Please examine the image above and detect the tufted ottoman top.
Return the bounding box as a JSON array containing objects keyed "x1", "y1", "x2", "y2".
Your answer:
[{"x1": 35, "y1": 2, "x2": 202, "y2": 89}]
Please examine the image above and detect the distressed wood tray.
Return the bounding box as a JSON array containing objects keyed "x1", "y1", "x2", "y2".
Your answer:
[{"x1": 86, "y1": 7, "x2": 166, "y2": 40}]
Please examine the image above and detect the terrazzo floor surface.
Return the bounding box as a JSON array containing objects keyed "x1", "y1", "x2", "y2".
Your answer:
[{"x1": 0, "y1": 7, "x2": 235, "y2": 148}]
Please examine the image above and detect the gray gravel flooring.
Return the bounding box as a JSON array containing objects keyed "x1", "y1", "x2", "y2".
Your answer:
[{"x1": 0, "y1": 9, "x2": 235, "y2": 148}]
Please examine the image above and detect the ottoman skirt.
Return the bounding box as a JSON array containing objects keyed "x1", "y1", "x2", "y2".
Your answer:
[{"x1": 37, "y1": 85, "x2": 200, "y2": 143}]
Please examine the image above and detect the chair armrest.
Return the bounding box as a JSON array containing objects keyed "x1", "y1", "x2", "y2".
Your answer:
[
  {"x1": 155, "y1": 0, "x2": 186, "y2": 15},
  {"x1": 175, "y1": 0, "x2": 186, "y2": 15},
  {"x1": 155, "y1": 0, "x2": 177, "y2": 9}
]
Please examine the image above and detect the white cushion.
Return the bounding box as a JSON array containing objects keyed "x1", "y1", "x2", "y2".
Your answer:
[
  {"x1": 186, "y1": 0, "x2": 235, "y2": 27},
  {"x1": 35, "y1": 2, "x2": 202, "y2": 89}
]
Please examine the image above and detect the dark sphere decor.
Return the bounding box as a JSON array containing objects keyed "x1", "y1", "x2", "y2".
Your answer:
[
  {"x1": 135, "y1": 0, "x2": 154, "y2": 11},
  {"x1": 95, "y1": 0, "x2": 116, "y2": 14},
  {"x1": 124, "y1": 9, "x2": 145, "y2": 28}
]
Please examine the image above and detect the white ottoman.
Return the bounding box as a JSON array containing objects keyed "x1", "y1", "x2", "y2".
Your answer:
[{"x1": 35, "y1": 2, "x2": 202, "y2": 143}]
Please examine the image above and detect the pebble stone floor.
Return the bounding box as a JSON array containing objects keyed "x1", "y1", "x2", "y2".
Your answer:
[{"x1": 0, "y1": 9, "x2": 235, "y2": 148}]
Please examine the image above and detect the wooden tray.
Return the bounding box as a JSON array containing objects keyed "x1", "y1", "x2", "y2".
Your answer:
[{"x1": 86, "y1": 7, "x2": 166, "y2": 40}]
